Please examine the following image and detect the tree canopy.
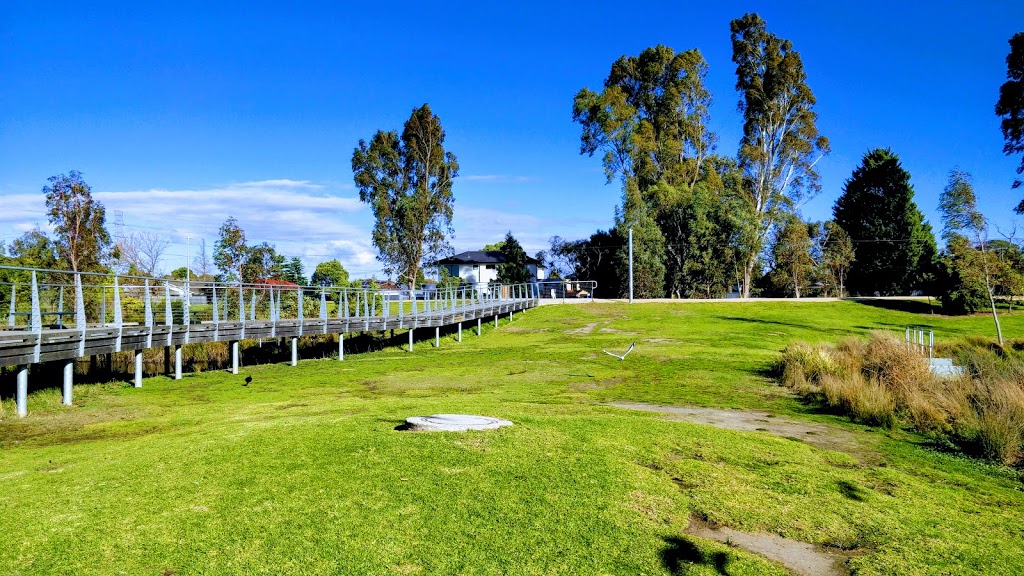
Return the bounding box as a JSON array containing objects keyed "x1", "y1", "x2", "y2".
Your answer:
[
  {"x1": 938, "y1": 169, "x2": 1003, "y2": 343},
  {"x1": 573, "y1": 44, "x2": 715, "y2": 192},
  {"x1": 496, "y1": 232, "x2": 532, "y2": 284},
  {"x1": 730, "y1": 13, "x2": 829, "y2": 297},
  {"x1": 214, "y1": 217, "x2": 247, "y2": 282},
  {"x1": 573, "y1": 44, "x2": 717, "y2": 297},
  {"x1": 283, "y1": 257, "x2": 306, "y2": 285},
  {"x1": 833, "y1": 148, "x2": 935, "y2": 295},
  {"x1": 44, "y1": 171, "x2": 112, "y2": 273},
  {"x1": 352, "y1": 103, "x2": 459, "y2": 289},
  {"x1": 768, "y1": 215, "x2": 815, "y2": 298},
  {"x1": 241, "y1": 242, "x2": 285, "y2": 284},
  {"x1": 311, "y1": 259, "x2": 349, "y2": 287},
  {"x1": 996, "y1": 32, "x2": 1024, "y2": 205}
]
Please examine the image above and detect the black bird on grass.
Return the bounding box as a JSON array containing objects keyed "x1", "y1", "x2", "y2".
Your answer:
[{"x1": 244, "y1": 375, "x2": 252, "y2": 386}]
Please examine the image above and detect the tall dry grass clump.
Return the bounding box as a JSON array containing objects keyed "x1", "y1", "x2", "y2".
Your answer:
[{"x1": 778, "y1": 333, "x2": 1024, "y2": 466}]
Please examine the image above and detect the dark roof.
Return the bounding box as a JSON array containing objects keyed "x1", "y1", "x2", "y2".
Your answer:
[{"x1": 436, "y1": 250, "x2": 543, "y2": 266}]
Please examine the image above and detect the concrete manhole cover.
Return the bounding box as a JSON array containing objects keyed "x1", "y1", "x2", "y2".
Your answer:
[{"x1": 404, "y1": 414, "x2": 513, "y2": 432}]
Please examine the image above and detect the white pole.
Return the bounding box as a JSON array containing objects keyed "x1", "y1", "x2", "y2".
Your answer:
[
  {"x1": 62, "y1": 360, "x2": 74, "y2": 405},
  {"x1": 16, "y1": 365, "x2": 28, "y2": 417},
  {"x1": 231, "y1": 341, "x2": 239, "y2": 374},
  {"x1": 134, "y1": 350, "x2": 143, "y2": 388},
  {"x1": 174, "y1": 344, "x2": 183, "y2": 380},
  {"x1": 628, "y1": 227, "x2": 634, "y2": 303}
]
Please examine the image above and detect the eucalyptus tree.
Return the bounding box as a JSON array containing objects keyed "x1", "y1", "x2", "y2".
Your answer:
[
  {"x1": 996, "y1": 32, "x2": 1024, "y2": 206},
  {"x1": 352, "y1": 104, "x2": 459, "y2": 290},
  {"x1": 730, "y1": 13, "x2": 830, "y2": 297},
  {"x1": 214, "y1": 217, "x2": 247, "y2": 282},
  {"x1": 817, "y1": 221, "x2": 855, "y2": 297},
  {"x1": 573, "y1": 44, "x2": 715, "y2": 193},
  {"x1": 573, "y1": 44, "x2": 715, "y2": 296},
  {"x1": 44, "y1": 171, "x2": 113, "y2": 273},
  {"x1": 768, "y1": 215, "x2": 815, "y2": 298},
  {"x1": 615, "y1": 180, "x2": 665, "y2": 297},
  {"x1": 658, "y1": 169, "x2": 744, "y2": 299},
  {"x1": 939, "y1": 169, "x2": 1003, "y2": 344}
]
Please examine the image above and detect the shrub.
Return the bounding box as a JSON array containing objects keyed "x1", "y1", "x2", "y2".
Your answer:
[{"x1": 778, "y1": 332, "x2": 1024, "y2": 466}]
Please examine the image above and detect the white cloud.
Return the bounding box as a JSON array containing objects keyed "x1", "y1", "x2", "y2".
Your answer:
[
  {"x1": 451, "y1": 206, "x2": 604, "y2": 257},
  {"x1": 0, "y1": 178, "x2": 606, "y2": 279},
  {"x1": 0, "y1": 179, "x2": 380, "y2": 277}
]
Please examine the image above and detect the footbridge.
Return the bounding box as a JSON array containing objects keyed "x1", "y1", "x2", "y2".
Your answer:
[{"x1": 0, "y1": 266, "x2": 540, "y2": 417}]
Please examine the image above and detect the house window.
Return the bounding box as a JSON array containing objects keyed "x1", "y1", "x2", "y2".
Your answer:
[{"x1": 485, "y1": 264, "x2": 496, "y2": 270}]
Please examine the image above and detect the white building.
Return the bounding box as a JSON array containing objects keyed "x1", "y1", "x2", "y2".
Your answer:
[{"x1": 436, "y1": 251, "x2": 547, "y2": 285}]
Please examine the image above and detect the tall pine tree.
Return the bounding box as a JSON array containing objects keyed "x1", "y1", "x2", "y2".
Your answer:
[{"x1": 833, "y1": 148, "x2": 936, "y2": 295}]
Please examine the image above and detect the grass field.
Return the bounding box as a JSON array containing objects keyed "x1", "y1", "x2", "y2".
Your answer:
[{"x1": 1, "y1": 300, "x2": 1023, "y2": 575}]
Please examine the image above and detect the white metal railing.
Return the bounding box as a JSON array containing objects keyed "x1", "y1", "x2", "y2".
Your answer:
[
  {"x1": 536, "y1": 279, "x2": 598, "y2": 301},
  {"x1": 0, "y1": 265, "x2": 540, "y2": 335}
]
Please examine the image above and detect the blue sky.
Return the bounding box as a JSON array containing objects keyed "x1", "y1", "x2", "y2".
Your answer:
[{"x1": 2, "y1": 1, "x2": 1022, "y2": 279}]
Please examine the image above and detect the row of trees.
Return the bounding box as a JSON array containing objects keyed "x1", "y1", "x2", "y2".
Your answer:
[
  {"x1": 570, "y1": 14, "x2": 828, "y2": 300},
  {"x1": 553, "y1": 14, "x2": 1024, "y2": 316}
]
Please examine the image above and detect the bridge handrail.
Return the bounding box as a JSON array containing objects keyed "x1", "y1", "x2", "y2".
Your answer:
[{"x1": 0, "y1": 265, "x2": 541, "y2": 331}]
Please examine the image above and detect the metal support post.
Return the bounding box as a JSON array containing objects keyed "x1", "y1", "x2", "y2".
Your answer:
[
  {"x1": 435, "y1": 326, "x2": 440, "y2": 348},
  {"x1": 458, "y1": 322, "x2": 462, "y2": 342},
  {"x1": 409, "y1": 328, "x2": 414, "y2": 352},
  {"x1": 231, "y1": 341, "x2": 239, "y2": 374},
  {"x1": 338, "y1": 333, "x2": 344, "y2": 361},
  {"x1": 174, "y1": 345, "x2": 183, "y2": 380},
  {"x1": 16, "y1": 365, "x2": 28, "y2": 417},
  {"x1": 291, "y1": 337, "x2": 298, "y2": 366},
  {"x1": 494, "y1": 315, "x2": 498, "y2": 328},
  {"x1": 63, "y1": 360, "x2": 74, "y2": 406},
  {"x1": 134, "y1": 350, "x2": 143, "y2": 388},
  {"x1": 477, "y1": 318, "x2": 481, "y2": 336}
]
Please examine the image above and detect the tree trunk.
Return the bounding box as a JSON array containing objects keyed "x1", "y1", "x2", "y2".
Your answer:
[
  {"x1": 979, "y1": 241, "x2": 1004, "y2": 346},
  {"x1": 742, "y1": 253, "x2": 755, "y2": 298},
  {"x1": 985, "y1": 279, "x2": 1004, "y2": 347}
]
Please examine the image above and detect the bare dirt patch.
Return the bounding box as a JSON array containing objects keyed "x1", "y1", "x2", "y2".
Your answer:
[
  {"x1": 683, "y1": 516, "x2": 850, "y2": 576},
  {"x1": 599, "y1": 327, "x2": 637, "y2": 334},
  {"x1": 608, "y1": 402, "x2": 864, "y2": 455},
  {"x1": 567, "y1": 322, "x2": 599, "y2": 335}
]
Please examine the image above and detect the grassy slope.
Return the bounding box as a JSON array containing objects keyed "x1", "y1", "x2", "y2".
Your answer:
[{"x1": 1, "y1": 300, "x2": 1022, "y2": 575}]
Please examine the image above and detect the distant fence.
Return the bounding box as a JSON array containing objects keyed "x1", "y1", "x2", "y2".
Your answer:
[{"x1": 536, "y1": 280, "x2": 598, "y2": 301}]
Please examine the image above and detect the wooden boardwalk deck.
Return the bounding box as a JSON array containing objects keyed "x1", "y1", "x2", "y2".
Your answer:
[{"x1": 0, "y1": 299, "x2": 534, "y2": 367}]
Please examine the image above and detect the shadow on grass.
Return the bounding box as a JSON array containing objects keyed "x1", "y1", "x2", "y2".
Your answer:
[
  {"x1": 716, "y1": 316, "x2": 861, "y2": 336},
  {"x1": 662, "y1": 536, "x2": 730, "y2": 575},
  {"x1": 837, "y1": 479, "x2": 868, "y2": 501},
  {"x1": 847, "y1": 298, "x2": 942, "y2": 315}
]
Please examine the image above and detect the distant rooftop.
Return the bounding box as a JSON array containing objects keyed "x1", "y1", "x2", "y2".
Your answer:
[{"x1": 436, "y1": 250, "x2": 543, "y2": 266}]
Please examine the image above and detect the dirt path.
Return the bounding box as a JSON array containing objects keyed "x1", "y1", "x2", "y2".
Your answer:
[
  {"x1": 612, "y1": 402, "x2": 860, "y2": 574},
  {"x1": 684, "y1": 517, "x2": 849, "y2": 576},
  {"x1": 607, "y1": 402, "x2": 864, "y2": 454}
]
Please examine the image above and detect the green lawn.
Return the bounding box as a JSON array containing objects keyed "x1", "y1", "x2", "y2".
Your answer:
[{"x1": 1, "y1": 301, "x2": 1022, "y2": 575}]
